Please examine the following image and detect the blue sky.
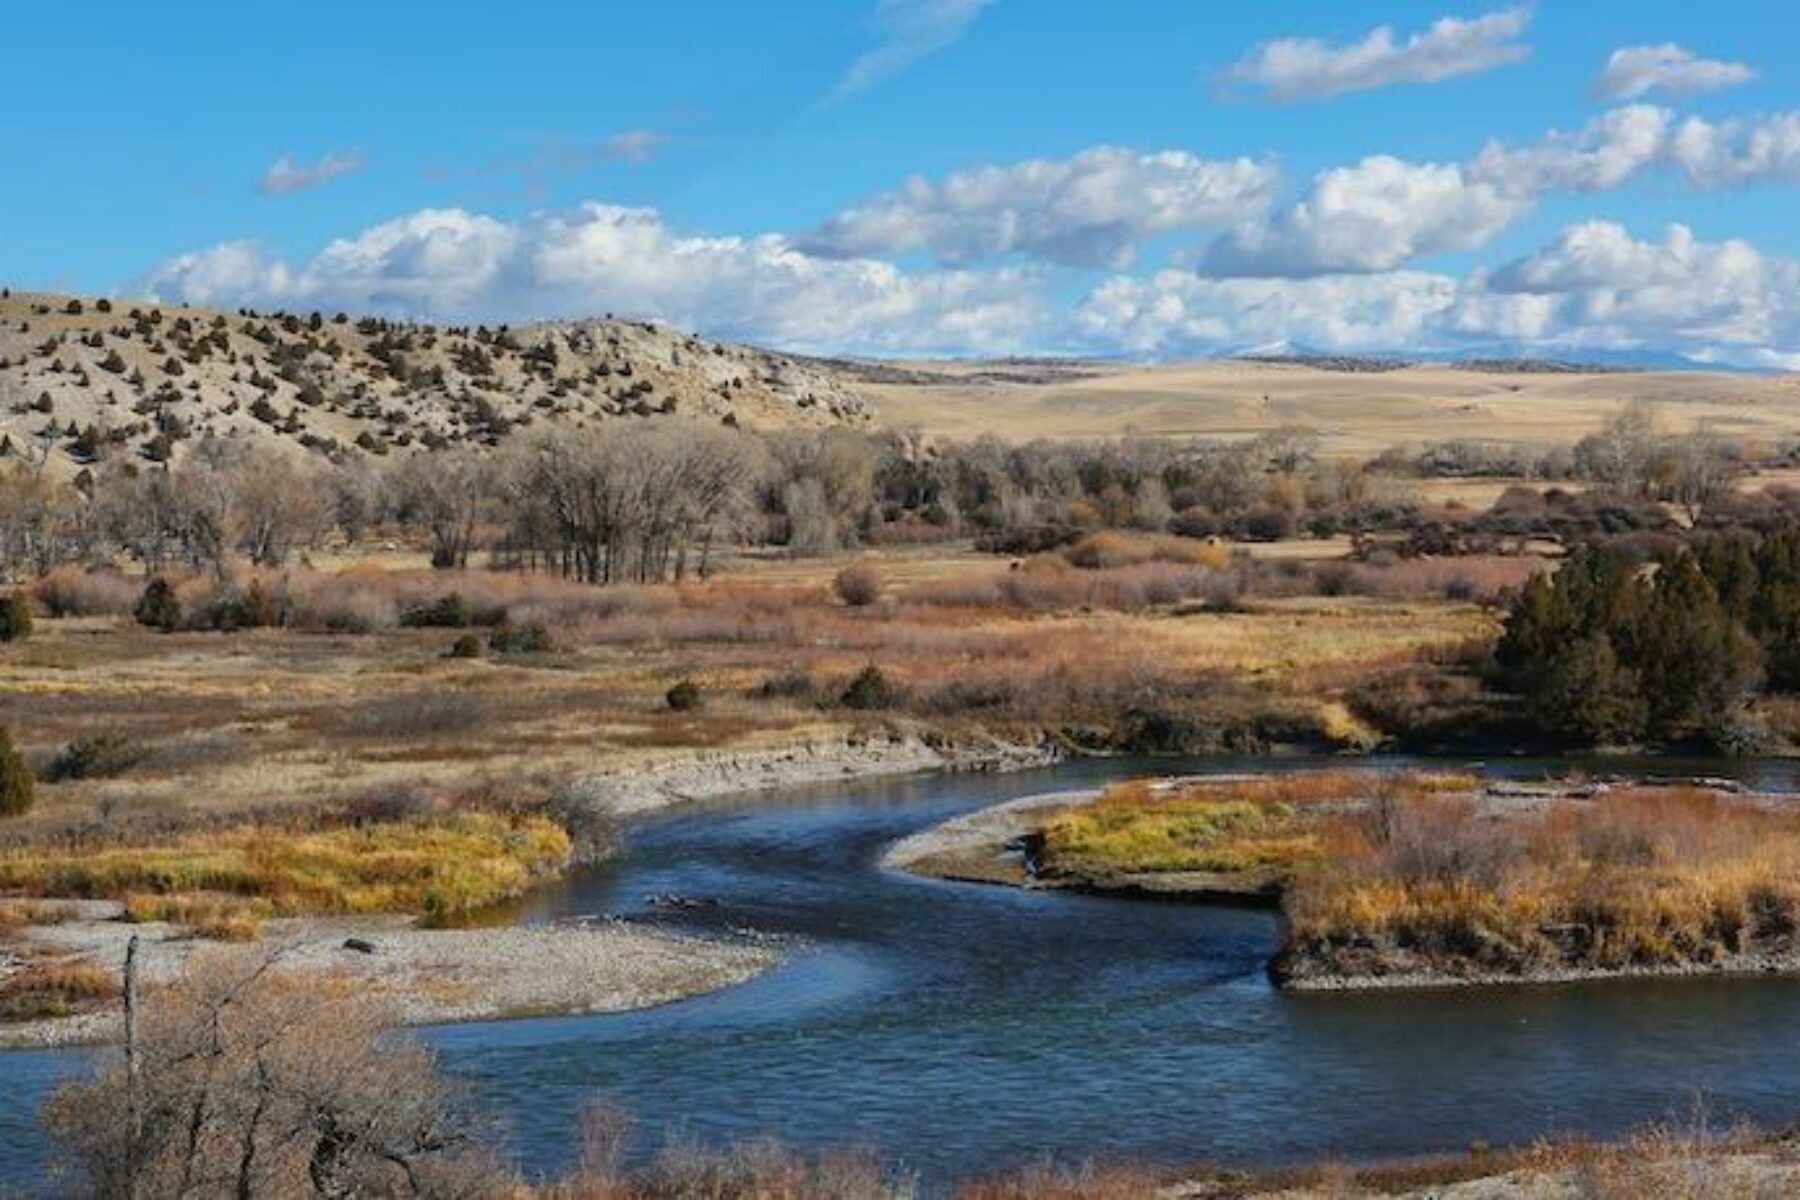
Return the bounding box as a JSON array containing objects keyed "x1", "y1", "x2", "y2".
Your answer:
[{"x1": 7, "y1": 1, "x2": 1800, "y2": 363}]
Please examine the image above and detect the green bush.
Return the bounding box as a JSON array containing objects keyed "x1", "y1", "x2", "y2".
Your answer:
[
  {"x1": 0, "y1": 727, "x2": 34, "y2": 817},
  {"x1": 488, "y1": 620, "x2": 551, "y2": 655},
  {"x1": 665, "y1": 680, "x2": 702, "y2": 711},
  {"x1": 47, "y1": 734, "x2": 145, "y2": 782},
  {"x1": 400, "y1": 592, "x2": 471, "y2": 629},
  {"x1": 0, "y1": 590, "x2": 31, "y2": 642},
  {"x1": 840, "y1": 664, "x2": 900, "y2": 710},
  {"x1": 134, "y1": 577, "x2": 182, "y2": 632},
  {"x1": 207, "y1": 579, "x2": 280, "y2": 631}
]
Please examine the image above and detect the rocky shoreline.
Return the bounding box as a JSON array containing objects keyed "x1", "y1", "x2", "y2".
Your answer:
[
  {"x1": 569, "y1": 729, "x2": 1060, "y2": 818},
  {"x1": 1, "y1": 731, "x2": 1058, "y2": 1052},
  {"x1": 0, "y1": 905, "x2": 779, "y2": 1050}
]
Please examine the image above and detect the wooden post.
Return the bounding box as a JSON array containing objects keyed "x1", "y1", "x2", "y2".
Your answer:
[{"x1": 124, "y1": 934, "x2": 142, "y2": 1200}]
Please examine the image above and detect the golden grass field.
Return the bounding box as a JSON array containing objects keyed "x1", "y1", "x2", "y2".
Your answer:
[
  {"x1": 865, "y1": 359, "x2": 1800, "y2": 455},
  {"x1": 1, "y1": 544, "x2": 1496, "y2": 887}
]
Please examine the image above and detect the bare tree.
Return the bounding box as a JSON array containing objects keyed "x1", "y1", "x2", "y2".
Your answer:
[
  {"x1": 504, "y1": 422, "x2": 762, "y2": 584},
  {"x1": 390, "y1": 450, "x2": 491, "y2": 569},
  {"x1": 231, "y1": 449, "x2": 331, "y2": 567},
  {"x1": 44, "y1": 947, "x2": 504, "y2": 1198}
]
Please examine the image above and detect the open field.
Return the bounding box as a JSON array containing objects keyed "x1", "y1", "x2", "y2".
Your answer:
[
  {"x1": 0, "y1": 538, "x2": 1507, "y2": 1037},
  {"x1": 1, "y1": 546, "x2": 1500, "y2": 849},
  {"x1": 865, "y1": 359, "x2": 1800, "y2": 455}
]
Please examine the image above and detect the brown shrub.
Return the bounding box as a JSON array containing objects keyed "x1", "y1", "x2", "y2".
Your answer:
[
  {"x1": 833, "y1": 560, "x2": 884, "y2": 606},
  {"x1": 339, "y1": 692, "x2": 487, "y2": 738},
  {"x1": 1062, "y1": 530, "x2": 1229, "y2": 571},
  {"x1": 43, "y1": 948, "x2": 503, "y2": 1197},
  {"x1": 31, "y1": 567, "x2": 141, "y2": 618}
]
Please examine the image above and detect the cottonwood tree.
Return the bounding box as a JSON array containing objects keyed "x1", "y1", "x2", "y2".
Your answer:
[
  {"x1": 503, "y1": 421, "x2": 762, "y2": 584},
  {"x1": 769, "y1": 429, "x2": 875, "y2": 556},
  {"x1": 389, "y1": 450, "x2": 491, "y2": 569},
  {"x1": 230, "y1": 449, "x2": 330, "y2": 567},
  {"x1": 0, "y1": 465, "x2": 86, "y2": 578}
]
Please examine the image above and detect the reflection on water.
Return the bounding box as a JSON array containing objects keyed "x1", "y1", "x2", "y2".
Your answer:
[{"x1": 8, "y1": 755, "x2": 1800, "y2": 1189}]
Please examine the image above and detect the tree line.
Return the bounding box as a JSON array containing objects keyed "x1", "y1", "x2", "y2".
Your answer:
[{"x1": 0, "y1": 422, "x2": 1422, "y2": 583}]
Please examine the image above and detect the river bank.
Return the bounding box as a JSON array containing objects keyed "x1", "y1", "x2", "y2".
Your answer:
[
  {"x1": 0, "y1": 902, "x2": 779, "y2": 1050},
  {"x1": 0, "y1": 730, "x2": 1059, "y2": 1051},
  {"x1": 567, "y1": 728, "x2": 1061, "y2": 818},
  {"x1": 889, "y1": 770, "x2": 1800, "y2": 991},
  {"x1": 17, "y1": 757, "x2": 1800, "y2": 1190}
]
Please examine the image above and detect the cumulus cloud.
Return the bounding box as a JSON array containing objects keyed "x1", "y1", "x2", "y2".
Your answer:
[
  {"x1": 139, "y1": 200, "x2": 1800, "y2": 369},
  {"x1": 1076, "y1": 269, "x2": 1458, "y2": 355},
  {"x1": 797, "y1": 147, "x2": 1277, "y2": 269},
  {"x1": 1469, "y1": 104, "x2": 1673, "y2": 194},
  {"x1": 1195, "y1": 156, "x2": 1529, "y2": 277},
  {"x1": 1595, "y1": 43, "x2": 1754, "y2": 101},
  {"x1": 257, "y1": 151, "x2": 365, "y2": 196},
  {"x1": 826, "y1": 0, "x2": 996, "y2": 104},
  {"x1": 142, "y1": 203, "x2": 1045, "y2": 355},
  {"x1": 1222, "y1": 7, "x2": 1530, "y2": 102},
  {"x1": 1200, "y1": 102, "x2": 1800, "y2": 280},
  {"x1": 1666, "y1": 110, "x2": 1800, "y2": 186},
  {"x1": 1079, "y1": 221, "x2": 1800, "y2": 368},
  {"x1": 1462, "y1": 220, "x2": 1799, "y2": 353}
]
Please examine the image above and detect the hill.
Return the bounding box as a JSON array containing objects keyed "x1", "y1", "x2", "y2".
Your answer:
[
  {"x1": 859, "y1": 357, "x2": 1800, "y2": 455},
  {"x1": 0, "y1": 290, "x2": 872, "y2": 474}
]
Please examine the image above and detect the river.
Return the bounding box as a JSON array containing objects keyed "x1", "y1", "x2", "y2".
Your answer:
[{"x1": 8, "y1": 756, "x2": 1800, "y2": 1190}]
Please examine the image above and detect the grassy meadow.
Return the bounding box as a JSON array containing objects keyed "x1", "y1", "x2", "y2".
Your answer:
[{"x1": 1036, "y1": 772, "x2": 1800, "y2": 982}]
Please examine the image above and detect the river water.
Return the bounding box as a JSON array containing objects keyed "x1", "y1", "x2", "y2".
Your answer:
[{"x1": 8, "y1": 756, "x2": 1800, "y2": 1190}]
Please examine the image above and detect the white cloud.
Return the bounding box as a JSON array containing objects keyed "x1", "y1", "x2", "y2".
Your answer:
[
  {"x1": 1595, "y1": 43, "x2": 1754, "y2": 101},
  {"x1": 797, "y1": 147, "x2": 1277, "y2": 269},
  {"x1": 141, "y1": 241, "x2": 296, "y2": 306},
  {"x1": 1195, "y1": 156, "x2": 1529, "y2": 277},
  {"x1": 1084, "y1": 221, "x2": 1800, "y2": 368},
  {"x1": 139, "y1": 201, "x2": 1800, "y2": 370},
  {"x1": 1222, "y1": 7, "x2": 1530, "y2": 102},
  {"x1": 1463, "y1": 220, "x2": 1798, "y2": 353},
  {"x1": 1077, "y1": 269, "x2": 1458, "y2": 354},
  {"x1": 142, "y1": 203, "x2": 1045, "y2": 356},
  {"x1": 1667, "y1": 110, "x2": 1800, "y2": 186},
  {"x1": 257, "y1": 151, "x2": 365, "y2": 196},
  {"x1": 826, "y1": 0, "x2": 996, "y2": 104},
  {"x1": 1470, "y1": 104, "x2": 1673, "y2": 194},
  {"x1": 600, "y1": 129, "x2": 668, "y2": 164},
  {"x1": 1473, "y1": 104, "x2": 1800, "y2": 192},
  {"x1": 1200, "y1": 102, "x2": 1800, "y2": 280}
]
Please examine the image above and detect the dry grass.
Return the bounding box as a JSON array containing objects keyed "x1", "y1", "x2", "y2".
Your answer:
[
  {"x1": 0, "y1": 957, "x2": 116, "y2": 1019},
  {"x1": 1286, "y1": 785, "x2": 1800, "y2": 977},
  {"x1": 955, "y1": 1161, "x2": 1168, "y2": 1199},
  {"x1": 0, "y1": 813, "x2": 571, "y2": 927},
  {"x1": 1036, "y1": 774, "x2": 1800, "y2": 979},
  {"x1": 1062, "y1": 530, "x2": 1232, "y2": 570},
  {"x1": 1041, "y1": 773, "x2": 1472, "y2": 878},
  {"x1": 0, "y1": 552, "x2": 1492, "y2": 895},
  {"x1": 863, "y1": 356, "x2": 1800, "y2": 456}
]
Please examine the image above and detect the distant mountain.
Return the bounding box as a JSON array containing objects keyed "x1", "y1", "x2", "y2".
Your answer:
[
  {"x1": 0, "y1": 290, "x2": 872, "y2": 475},
  {"x1": 1225, "y1": 341, "x2": 1772, "y2": 375}
]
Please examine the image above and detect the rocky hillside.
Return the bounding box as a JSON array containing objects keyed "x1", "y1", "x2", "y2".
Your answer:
[{"x1": 0, "y1": 290, "x2": 871, "y2": 473}]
